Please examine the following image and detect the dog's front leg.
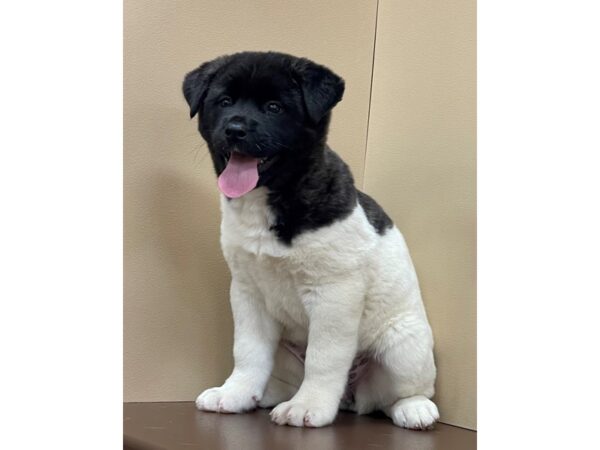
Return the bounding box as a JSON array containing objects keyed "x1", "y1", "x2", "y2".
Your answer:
[
  {"x1": 196, "y1": 277, "x2": 281, "y2": 413},
  {"x1": 270, "y1": 279, "x2": 363, "y2": 427}
]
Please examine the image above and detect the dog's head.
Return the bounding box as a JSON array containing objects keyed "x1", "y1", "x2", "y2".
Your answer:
[{"x1": 183, "y1": 52, "x2": 344, "y2": 198}]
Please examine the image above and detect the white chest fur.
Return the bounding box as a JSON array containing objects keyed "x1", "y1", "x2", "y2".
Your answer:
[
  {"x1": 219, "y1": 188, "x2": 376, "y2": 338},
  {"x1": 220, "y1": 188, "x2": 377, "y2": 268}
]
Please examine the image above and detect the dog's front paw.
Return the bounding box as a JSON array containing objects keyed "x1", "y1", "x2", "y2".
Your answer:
[
  {"x1": 195, "y1": 385, "x2": 258, "y2": 413},
  {"x1": 270, "y1": 398, "x2": 337, "y2": 427}
]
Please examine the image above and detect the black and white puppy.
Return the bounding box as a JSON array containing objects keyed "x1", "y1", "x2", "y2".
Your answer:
[{"x1": 183, "y1": 52, "x2": 438, "y2": 429}]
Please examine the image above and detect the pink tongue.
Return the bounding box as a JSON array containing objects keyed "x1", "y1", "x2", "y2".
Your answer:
[{"x1": 217, "y1": 152, "x2": 260, "y2": 198}]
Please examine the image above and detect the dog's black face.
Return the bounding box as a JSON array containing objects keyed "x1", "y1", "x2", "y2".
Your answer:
[{"x1": 183, "y1": 52, "x2": 344, "y2": 198}]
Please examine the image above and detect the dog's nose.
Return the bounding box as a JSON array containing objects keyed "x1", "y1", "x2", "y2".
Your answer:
[{"x1": 225, "y1": 122, "x2": 247, "y2": 139}]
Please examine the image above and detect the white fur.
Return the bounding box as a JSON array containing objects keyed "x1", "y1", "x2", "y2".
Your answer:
[{"x1": 195, "y1": 187, "x2": 438, "y2": 428}]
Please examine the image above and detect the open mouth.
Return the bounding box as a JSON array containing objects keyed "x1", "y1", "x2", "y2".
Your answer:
[
  {"x1": 223, "y1": 153, "x2": 273, "y2": 168},
  {"x1": 218, "y1": 150, "x2": 276, "y2": 199}
]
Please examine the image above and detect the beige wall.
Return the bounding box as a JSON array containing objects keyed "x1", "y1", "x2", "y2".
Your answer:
[
  {"x1": 363, "y1": 0, "x2": 477, "y2": 429},
  {"x1": 124, "y1": 0, "x2": 476, "y2": 430}
]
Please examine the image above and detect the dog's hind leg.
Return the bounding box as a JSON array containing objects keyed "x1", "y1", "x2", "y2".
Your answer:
[{"x1": 352, "y1": 314, "x2": 439, "y2": 429}]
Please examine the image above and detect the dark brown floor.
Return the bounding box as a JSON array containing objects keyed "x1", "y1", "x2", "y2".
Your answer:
[{"x1": 124, "y1": 402, "x2": 476, "y2": 450}]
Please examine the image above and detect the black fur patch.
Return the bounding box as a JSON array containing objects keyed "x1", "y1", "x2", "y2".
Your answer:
[
  {"x1": 357, "y1": 190, "x2": 393, "y2": 235},
  {"x1": 266, "y1": 146, "x2": 357, "y2": 244}
]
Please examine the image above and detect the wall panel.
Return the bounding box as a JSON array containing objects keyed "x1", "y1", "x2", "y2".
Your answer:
[
  {"x1": 363, "y1": 0, "x2": 477, "y2": 429},
  {"x1": 124, "y1": 0, "x2": 378, "y2": 402}
]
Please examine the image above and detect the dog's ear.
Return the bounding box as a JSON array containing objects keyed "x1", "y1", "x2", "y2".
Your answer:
[
  {"x1": 292, "y1": 58, "x2": 345, "y2": 123},
  {"x1": 183, "y1": 56, "x2": 230, "y2": 118}
]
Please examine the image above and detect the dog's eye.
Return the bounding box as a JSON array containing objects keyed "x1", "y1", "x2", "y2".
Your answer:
[
  {"x1": 266, "y1": 101, "x2": 283, "y2": 114},
  {"x1": 219, "y1": 96, "x2": 233, "y2": 107}
]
